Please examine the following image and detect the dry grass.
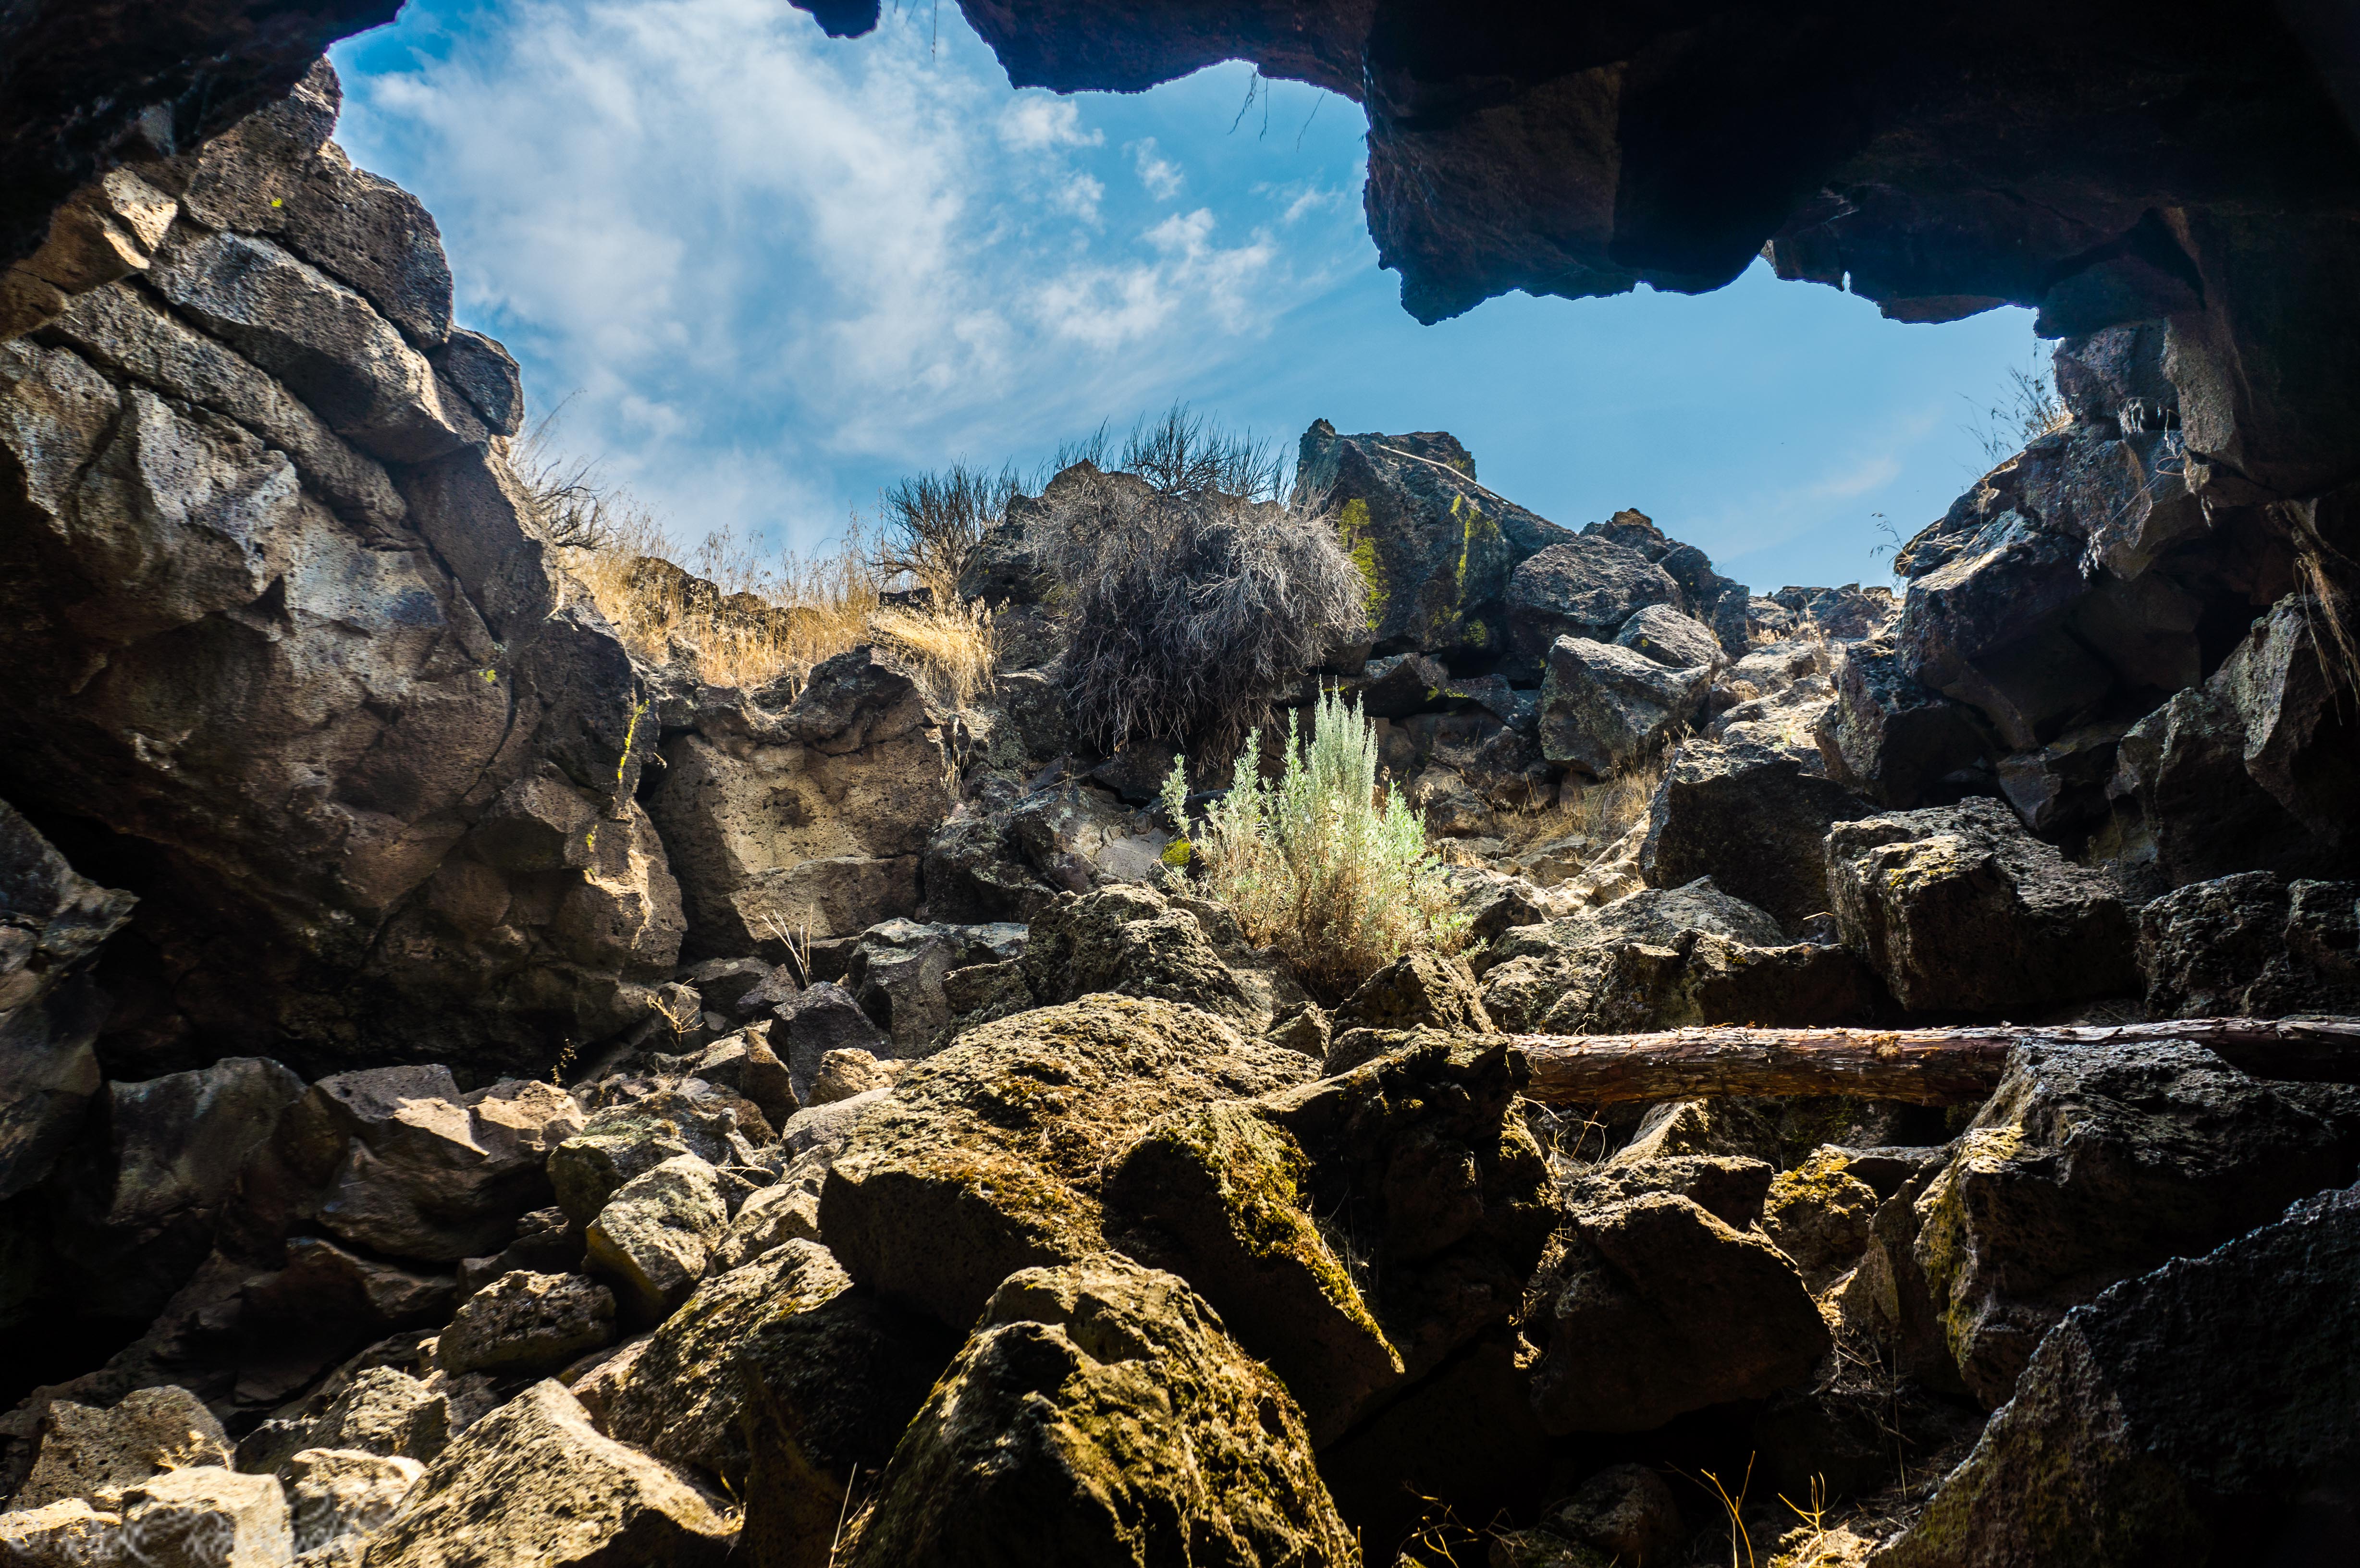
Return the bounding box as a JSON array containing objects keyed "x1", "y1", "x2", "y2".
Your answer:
[
  {"x1": 516, "y1": 425, "x2": 994, "y2": 707},
  {"x1": 1562, "y1": 743, "x2": 1672, "y2": 844}
]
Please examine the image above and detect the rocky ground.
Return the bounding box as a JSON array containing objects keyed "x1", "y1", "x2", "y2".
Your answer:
[{"x1": 2, "y1": 51, "x2": 2357, "y2": 1568}]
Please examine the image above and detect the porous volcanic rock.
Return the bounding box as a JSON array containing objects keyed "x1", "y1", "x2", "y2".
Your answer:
[
  {"x1": 2111, "y1": 592, "x2": 2360, "y2": 886},
  {"x1": 1815, "y1": 636, "x2": 1993, "y2": 809},
  {"x1": 1877, "y1": 1182, "x2": 2360, "y2": 1568},
  {"x1": 1507, "y1": 539, "x2": 1685, "y2": 662},
  {"x1": 1846, "y1": 1041, "x2": 2360, "y2": 1407},
  {"x1": 0, "y1": 800, "x2": 134, "y2": 1202},
  {"x1": 1475, "y1": 879, "x2": 1871, "y2": 1032},
  {"x1": 1525, "y1": 1191, "x2": 1831, "y2": 1433},
  {"x1": 1, "y1": 63, "x2": 683, "y2": 1077},
  {"x1": 1536, "y1": 636, "x2": 1712, "y2": 776},
  {"x1": 13, "y1": 1384, "x2": 229, "y2": 1508},
  {"x1": 434, "y1": 1270, "x2": 615, "y2": 1378},
  {"x1": 1294, "y1": 422, "x2": 1574, "y2": 660},
  {"x1": 732, "y1": 1247, "x2": 958, "y2": 1568},
  {"x1": 647, "y1": 646, "x2": 955, "y2": 954},
  {"x1": 1640, "y1": 738, "x2": 1878, "y2": 932},
  {"x1": 1017, "y1": 883, "x2": 1260, "y2": 1027},
  {"x1": 582, "y1": 1154, "x2": 729, "y2": 1326},
  {"x1": 819, "y1": 993, "x2": 1318, "y2": 1328},
  {"x1": 286, "y1": 1447, "x2": 424, "y2": 1558},
  {"x1": 1825, "y1": 797, "x2": 2138, "y2": 1013},
  {"x1": 356, "y1": 1379, "x2": 733, "y2": 1568},
  {"x1": 603, "y1": 1239, "x2": 864, "y2": 1494},
  {"x1": 282, "y1": 1067, "x2": 584, "y2": 1265},
  {"x1": 845, "y1": 1253, "x2": 1358, "y2": 1568},
  {"x1": 2138, "y1": 870, "x2": 2360, "y2": 1017}
]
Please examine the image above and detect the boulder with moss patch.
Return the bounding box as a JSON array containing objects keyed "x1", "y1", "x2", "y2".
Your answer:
[
  {"x1": 1844, "y1": 1041, "x2": 2360, "y2": 1407},
  {"x1": 845, "y1": 1253, "x2": 1358, "y2": 1568},
  {"x1": 819, "y1": 994, "x2": 1318, "y2": 1328}
]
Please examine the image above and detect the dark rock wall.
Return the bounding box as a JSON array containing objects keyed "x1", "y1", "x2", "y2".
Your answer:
[{"x1": 0, "y1": 65, "x2": 682, "y2": 1081}]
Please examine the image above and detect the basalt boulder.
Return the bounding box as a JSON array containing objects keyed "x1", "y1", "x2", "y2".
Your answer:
[
  {"x1": 354, "y1": 1379, "x2": 733, "y2": 1568},
  {"x1": 1507, "y1": 538, "x2": 1686, "y2": 663},
  {"x1": 1475, "y1": 880, "x2": 1871, "y2": 1032},
  {"x1": 845, "y1": 1254, "x2": 1357, "y2": 1568},
  {"x1": 1525, "y1": 1191, "x2": 1831, "y2": 1433},
  {"x1": 1294, "y1": 422, "x2": 1573, "y2": 661},
  {"x1": 819, "y1": 994, "x2": 1318, "y2": 1329},
  {"x1": 648, "y1": 646, "x2": 955, "y2": 956},
  {"x1": 1844, "y1": 1041, "x2": 2360, "y2": 1407},
  {"x1": 1638, "y1": 738, "x2": 1878, "y2": 931},
  {"x1": 0, "y1": 64, "x2": 683, "y2": 1078},
  {"x1": 2137, "y1": 870, "x2": 2360, "y2": 1017},
  {"x1": 1106, "y1": 1039, "x2": 1553, "y2": 1444},
  {"x1": 279, "y1": 1066, "x2": 584, "y2": 1266},
  {"x1": 1536, "y1": 636, "x2": 1712, "y2": 776},
  {"x1": 1825, "y1": 797, "x2": 2139, "y2": 1014},
  {"x1": 1875, "y1": 1181, "x2": 2360, "y2": 1568},
  {"x1": 2110, "y1": 592, "x2": 2360, "y2": 886},
  {"x1": 0, "y1": 800, "x2": 134, "y2": 1203}
]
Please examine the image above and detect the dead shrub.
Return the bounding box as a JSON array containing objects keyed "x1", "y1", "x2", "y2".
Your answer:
[{"x1": 1033, "y1": 406, "x2": 1364, "y2": 757}]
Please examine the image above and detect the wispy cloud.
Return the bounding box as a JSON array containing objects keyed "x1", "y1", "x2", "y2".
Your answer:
[
  {"x1": 332, "y1": 0, "x2": 1356, "y2": 552},
  {"x1": 1131, "y1": 137, "x2": 1184, "y2": 199}
]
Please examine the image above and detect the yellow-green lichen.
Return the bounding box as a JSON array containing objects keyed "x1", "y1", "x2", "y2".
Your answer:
[{"x1": 1338, "y1": 498, "x2": 1388, "y2": 632}]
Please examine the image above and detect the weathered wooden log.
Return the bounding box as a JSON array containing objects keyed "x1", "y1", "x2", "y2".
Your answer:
[{"x1": 1503, "y1": 1017, "x2": 2360, "y2": 1107}]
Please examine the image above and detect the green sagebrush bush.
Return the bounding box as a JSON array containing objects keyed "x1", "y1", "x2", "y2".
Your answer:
[
  {"x1": 1166, "y1": 686, "x2": 1467, "y2": 1001},
  {"x1": 1032, "y1": 408, "x2": 1364, "y2": 758}
]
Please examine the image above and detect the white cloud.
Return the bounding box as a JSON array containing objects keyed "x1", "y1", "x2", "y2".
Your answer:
[
  {"x1": 1131, "y1": 137, "x2": 1184, "y2": 199},
  {"x1": 331, "y1": 0, "x2": 1349, "y2": 554}
]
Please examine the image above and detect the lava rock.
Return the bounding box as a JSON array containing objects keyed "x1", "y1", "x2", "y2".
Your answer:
[
  {"x1": 734, "y1": 1249, "x2": 959, "y2": 1568},
  {"x1": 1296, "y1": 422, "x2": 1574, "y2": 660},
  {"x1": 1332, "y1": 951, "x2": 1493, "y2": 1035},
  {"x1": 2138, "y1": 870, "x2": 2360, "y2": 1017},
  {"x1": 771, "y1": 980, "x2": 892, "y2": 1107},
  {"x1": 0, "y1": 799, "x2": 134, "y2": 1201},
  {"x1": 286, "y1": 1447, "x2": 423, "y2": 1558},
  {"x1": 116, "y1": 1466, "x2": 293, "y2": 1568},
  {"x1": 1825, "y1": 797, "x2": 2138, "y2": 1013},
  {"x1": 1814, "y1": 636, "x2": 1993, "y2": 809},
  {"x1": 1102, "y1": 1102, "x2": 1403, "y2": 1445},
  {"x1": 1507, "y1": 537, "x2": 1685, "y2": 662},
  {"x1": 1614, "y1": 602, "x2": 1724, "y2": 669},
  {"x1": 1639, "y1": 738, "x2": 1878, "y2": 931},
  {"x1": 845, "y1": 1253, "x2": 1357, "y2": 1568},
  {"x1": 602, "y1": 1240, "x2": 859, "y2": 1494},
  {"x1": 1019, "y1": 884, "x2": 1260, "y2": 1027},
  {"x1": 1526, "y1": 1191, "x2": 1831, "y2": 1433},
  {"x1": 356, "y1": 1379, "x2": 733, "y2": 1568},
  {"x1": 1763, "y1": 1147, "x2": 1884, "y2": 1291},
  {"x1": 434, "y1": 1271, "x2": 615, "y2": 1378},
  {"x1": 46, "y1": 1056, "x2": 308, "y2": 1322},
  {"x1": 13, "y1": 1385, "x2": 229, "y2": 1508},
  {"x1": 1535, "y1": 636, "x2": 1712, "y2": 775},
  {"x1": 1845, "y1": 1041, "x2": 2360, "y2": 1407},
  {"x1": 1879, "y1": 1182, "x2": 2360, "y2": 1568},
  {"x1": 287, "y1": 1067, "x2": 585, "y2": 1265},
  {"x1": 646, "y1": 646, "x2": 952, "y2": 952},
  {"x1": 1562, "y1": 1154, "x2": 1775, "y2": 1231},
  {"x1": 820, "y1": 994, "x2": 1316, "y2": 1328},
  {"x1": 583, "y1": 1155, "x2": 729, "y2": 1327}
]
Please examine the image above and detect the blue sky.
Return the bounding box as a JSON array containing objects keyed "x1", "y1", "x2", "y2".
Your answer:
[{"x1": 332, "y1": 0, "x2": 2049, "y2": 592}]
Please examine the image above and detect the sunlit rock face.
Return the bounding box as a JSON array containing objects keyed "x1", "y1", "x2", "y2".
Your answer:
[{"x1": 0, "y1": 63, "x2": 680, "y2": 1078}]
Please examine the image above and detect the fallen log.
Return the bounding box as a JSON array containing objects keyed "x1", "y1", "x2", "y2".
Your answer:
[{"x1": 1504, "y1": 1016, "x2": 2360, "y2": 1107}]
